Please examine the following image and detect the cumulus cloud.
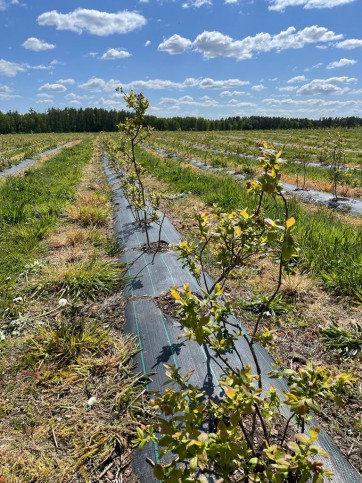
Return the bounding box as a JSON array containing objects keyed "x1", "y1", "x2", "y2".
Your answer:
[
  {"x1": 159, "y1": 26, "x2": 342, "y2": 60},
  {"x1": 145, "y1": 40, "x2": 151, "y2": 47},
  {"x1": 0, "y1": 0, "x2": 19, "y2": 11},
  {"x1": 22, "y1": 37, "x2": 55, "y2": 51},
  {"x1": 268, "y1": 0, "x2": 355, "y2": 12},
  {"x1": 159, "y1": 95, "x2": 220, "y2": 108},
  {"x1": 79, "y1": 77, "x2": 107, "y2": 91},
  {"x1": 296, "y1": 76, "x2": 356, "y2": 95},
  {"x1": 158, "y1": 34, "x2": 192, "y2": 54},
  {"x1": 79, "y1": 76, "x2": 250, "y2": 92},
  {"x1": 65, "y1": 93, "x2": 94, "y2": 100},
  {"x1": 0, "y1": 59, "x2": 26, "y2": 77},
  {"x1": 287, "y1": 75, "x2": 306, "y2": 83},
  {"x1": 262, "y1": 97, "x2": 362, "y2": 109},
  {"x1": 335, "y1": 39, "x2": 362, "y2": 49},
  {"x1": 251, "y1": 84, "x2": 265, "y2": 91},
  {"x1": 37, "y1": 8, "x2": 146, "y2": 36},
  {"x1": 278, "y1": 86, "x2": 298, "y2": 91},
  {"x1": 182, "y1": 0, "x2": 212, "y2": 7},
  {"x1": 36, "y1": 93, "x2": 53, "y2": 99},
  {"x1": 220, "y1": 90, "x2": 246, "y2": 96},
  {"x1": 57, "y1": 78, "x2": 75, "y2": 85},
  {"x1": 198, "y1": 78, "x2": 249, "y2": 88},
  {"x1": 0, "y1": 83, "x2": 20, "y2": 100},
  {"x1": 327, "y1": 58, "x2": 356, "y2": 69},
  {"x1": 38, "y1": 83, "x2": 67, "y2": 92},
  {"x1": 101, "y1": 48, "x2": 131, "y2": 60}
]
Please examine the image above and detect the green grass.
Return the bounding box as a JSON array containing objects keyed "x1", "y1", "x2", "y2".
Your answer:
[
  {"x1": 33, "y1": 258, "x2": 125, "y2": 300},
  {"x1": 0, "y1": 140, "x2": 92, "y2": 314},
  {"x1": 136, "y1": 146, "x2": 362, "y2": 300}
]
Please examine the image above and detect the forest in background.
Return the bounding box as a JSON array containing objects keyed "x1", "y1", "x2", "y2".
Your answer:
[{"x1": 0, "y1": 107, "x2": 362, "y2": 133}]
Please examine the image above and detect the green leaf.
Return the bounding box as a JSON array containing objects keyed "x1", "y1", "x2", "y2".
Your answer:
[{"x1": 154, "y1": 464, "x2": 164, "y2": 479}]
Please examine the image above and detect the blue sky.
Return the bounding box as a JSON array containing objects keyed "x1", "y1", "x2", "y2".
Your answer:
[{"x1": 0, "y1": 0, "x2": 361, "y2": 119}]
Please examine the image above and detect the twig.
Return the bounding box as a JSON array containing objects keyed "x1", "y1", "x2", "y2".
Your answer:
[
  {"x1": 146, "y1": 456, "x2": 156, "y2": 467},
  {"x1": 98, "y1": 460, "x2": 115, "y2": 479},
  {"x1": 51, "y1": 426, "x2": 59, "y2": 450}
]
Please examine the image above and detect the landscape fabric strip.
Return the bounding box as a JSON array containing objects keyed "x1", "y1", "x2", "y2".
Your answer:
[
  {"x1": 0, "y1": 142, "x2": 74, "y2": 177},
  {"x1": 143, "y1": 143, "x2": 362, "y2": 216},
  {"x1": 104, "y1": 158, "x2": 361, "y2": 482}
]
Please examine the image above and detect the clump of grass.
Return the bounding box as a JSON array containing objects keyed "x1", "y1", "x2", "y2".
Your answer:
[
  {"x1": 24, "y1": 318, "x2": 111, "y2": 367},
  {"x1": 66, "y1": 192, "x2": 110, "y2": 226},
  {"x1": 65, "y1": 228, "x2": 89, "y2": 247},
  {"x1": 33, "y1": 258, "x2": 126, "y2": 300}
]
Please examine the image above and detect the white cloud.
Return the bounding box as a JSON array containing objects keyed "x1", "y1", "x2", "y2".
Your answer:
[
  {"x1": 262, "y1": 97, "x2": 362, "y2": 109},
  {"x1": 161, "y1": 26, "x2": 342, "y2": 60},
  {"x1": 36, "y1": 93, "x2": 53, "y2": 99},
  {"x1": 65, "y1": 92, "x2": 94, "y2": 100},
  {"x1": 251, "y1": 84, "x2": 265, "y2": 91},
  {"x1": 158, "y1": 34, "x2": 192, "y2": 54},
  {"x1": 79, "y1": 76, "x2": 250, "y2": 92},
  {"x1": 327, "y1": 58, "x2": 356, "y2": 69},
  {"x1": 27, "y1": 64, "x2": 53, "y2": 70},
  {"x1": 38, "y1": 83, "x2": 67, "y2": 92},
  {"x1": 79, "y1": 77, "x2": 106, "y2": 91},
  {"x1": 296, "y1": 76, "x2": 357, "y2": 95},
  {"x1": 268, "y1": 0, "x2": 355, "y2": 12},
  {"x1": 0, "y1": 83, "x2": 20, "y2": 100},
  {"x1": 0, "y1": 59, "x2": 26, "y2": 77},
  {"x1": 145, "y1": 40, "x2": 151, "y2": 47},
  {"x1": 49, "y1": 59, "x2": 64, "y2": 66},
  {"x1": 335, "y1": 39, "x2": 362, "y2": 50},
  {"x1": 0, "y1": 0, "x2": 19, "y2": 11},
  {"x1": 68, "y1": 100, "x2": 82, "y2": 105},
  {"x1": 220, "y1": 90, "x2": 246, "y2": 96},
  {"x1": 57, "y1": 78, "x2": 75, "y2": 85},
  {"x1": 37, "y1": 99, "x2": 53, "y2": 104},
  {"x1": 287, "y1": 75, "x2": 306, "y2": 83},
  {"x1": 101, "y1": 48, "x2": 131, "y2": 60},
  {"x1": 159, "y1": 95, "x2": 220, "y2": 108},
  {"x1": 21, "y1": 37, "x2": 55, "y2": 51},
  {"x1": 198, "y1": 78, "x2": 249, "y2": 89},
  {"x1": 182, "y1": 0, "x2": 212, "y2": 7},
  {"x1": 37, "y1": 8, "x2": 146, "y2": 36},
  {"x1": 278, "y1": 86, "x2": 298, "y2": 91}
]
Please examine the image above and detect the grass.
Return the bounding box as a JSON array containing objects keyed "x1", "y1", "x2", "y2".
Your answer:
[
  {"x1": 136, "y1": 145, "x2": 362, "y2": 299},
  {"x1": 33, "y1": 258, "x2": 126, "y2": 300},
  {"x1": 66, "y1": 192, "x2": 111, "y2": 226},
  {"x1": 0, "y1": 141, "x2": 92, "y2": 315},
  {"x1": 0, "y1": 137, "x2": 150, "y2": 481}
]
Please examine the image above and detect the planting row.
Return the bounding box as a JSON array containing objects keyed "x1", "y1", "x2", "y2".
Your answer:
[
  {"x1": 129, "y1": 142, "x2": 361, "y2": 299},
  {"x1": 0, "y1": 132, "x2": 88, "y2": 172},
  {"x1": 150, "y1": 133, "x2": 362, "y2": 199}
]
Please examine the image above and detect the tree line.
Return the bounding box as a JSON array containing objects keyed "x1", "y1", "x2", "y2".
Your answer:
[{"x1": 0, "y1": 107, "x2": 361, "y2": 134}]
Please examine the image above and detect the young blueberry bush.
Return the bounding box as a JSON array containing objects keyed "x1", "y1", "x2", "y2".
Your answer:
[
  {"x1": 102, "y1": 89, "x2": 165, "y2": 248},
  {"x1": 134, "y1": 141, "x2": 355, "y2": 482}
]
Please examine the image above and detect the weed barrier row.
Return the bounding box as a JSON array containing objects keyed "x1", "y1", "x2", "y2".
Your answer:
[
  {"x1": 0, "y1": 141, "x2": 74, "y2": 177},
  {"x1": 104, "y1": 157, "x2": 361, "y2": 482},
  {"x1": 142, "y1": 143, "x2": 362, "y2": 216}
]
